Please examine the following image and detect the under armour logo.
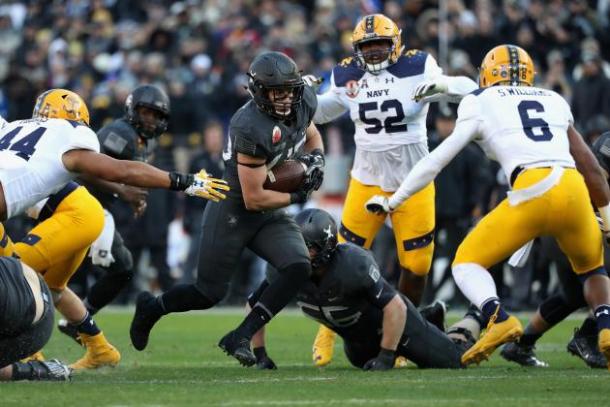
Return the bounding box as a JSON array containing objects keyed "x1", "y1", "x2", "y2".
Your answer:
[{"x1": 385, "y1": 77, "x2": 394, "y2": 84}]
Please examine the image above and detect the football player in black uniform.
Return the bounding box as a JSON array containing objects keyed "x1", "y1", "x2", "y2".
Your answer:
[
  {"x1": 502, "y1": 131, "x2": 610, "y2": 369},
  {"x1": 0, "y1": 257, "x2": 71, "y2": 381},
  {"x1": 59, "y1": 85, "x2": 175, "y2": 341},
  {"x1": 248, "y1": 208, "x2": 484, "y2": 370},
  {"x1": 129, "y1": 52, "x2": 325, "y2": 363}
]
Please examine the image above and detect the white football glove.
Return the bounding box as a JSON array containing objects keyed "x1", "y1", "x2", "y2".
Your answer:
[
  {"x1": 184, "y1": 170, "x2": 230, "y2": 202},
  {"x1": 412, "y1": 78, "x2": 449, "y2": 102},
  {"x1": 302, "y1": 74, "x2": 323, "y2": 91},
  {"x1": 365, "y1": 195, "x2": 394, "y2": 215}
]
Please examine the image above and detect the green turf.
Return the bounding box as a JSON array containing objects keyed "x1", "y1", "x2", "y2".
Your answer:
[{"x1": 1, "y1": 309, "x2": 608, "y2": 406}]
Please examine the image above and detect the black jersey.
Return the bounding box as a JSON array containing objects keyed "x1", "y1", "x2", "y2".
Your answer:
[
  {"x1": 223, "y1": 86, "x2": 318, "y2": 200},
  {"x1": 0, "y1": 257, "x2": 35, "y2": 336},
  {"x1": 295, "y1": 243, "x2": 399, "y2": 342},
  {"x1": 90, "y1": 118, "x2": 154, "y2": 206}
]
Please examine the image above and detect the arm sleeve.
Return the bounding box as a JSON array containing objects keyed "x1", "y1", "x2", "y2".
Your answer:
[
  {"x1": 388, "y1": 96, "x2": 481, "y2": 208},
  {"x1": 313, "y1": 72, "x2": 349, "y2": 124},
  {"x1": 421, "y1": 55, "x2": 478, "y2": 104}
]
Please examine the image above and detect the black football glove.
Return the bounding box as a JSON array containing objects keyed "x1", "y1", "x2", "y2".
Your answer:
[
  {"x1": 363, "y1": 348, "x2": 395, "y2": 371},
  {"x1": 289, "y1": 188, "x2": 312, "y2": 204},
  {"x1": 297, "y1": 149, "x2": 325, "y2": 192},
  {"x1": 253, "y1": 347, "x2": 277, "y2": 370}
]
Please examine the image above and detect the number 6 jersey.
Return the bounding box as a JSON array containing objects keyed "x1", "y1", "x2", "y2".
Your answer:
[{"x1": 0, "y1": 118, "x2": 99, "y2": 218}]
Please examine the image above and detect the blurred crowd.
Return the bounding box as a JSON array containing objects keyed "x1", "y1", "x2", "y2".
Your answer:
[{"x1": 1, "y1": 0, "x2": 610, "y2": 309}]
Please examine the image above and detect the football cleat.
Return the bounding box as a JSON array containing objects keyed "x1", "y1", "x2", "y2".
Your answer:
[
  {"x1": 567, "y1": 327, "x2": 608, "y2": 369},
  {"x1": 500, "y1": 342, "x2": 549, "y2": 367},
  {"x1": 218, "y1": 330, "x2": 256, "y2": 367},
  {"x1": 130, "y1": 291, "x2": 162, "y2": 351},
  {"x1": 70, "y1": 332, "x2": 121, "y2": 370},
  {"x1": 394, "y1": 356, "x2": 408, "y2": 368},
  {"x1": 20, "y1": 350, "x2": 45, "y2": 362},
  {"x1": 58, "y1": 318, "x2": 83, "y2": 346},
  {"x1": 461, "y1": 315, "x2": 523, "y2": 366},
  {"x1": 598, "y1": 328, "x2": 610, "y2": 370},
  {"x1": 312, "y1": 324, "x2": 336, "y2": 367},
  {"x1": 420, "y1": 300, "x2": 447, "y2": 332}
]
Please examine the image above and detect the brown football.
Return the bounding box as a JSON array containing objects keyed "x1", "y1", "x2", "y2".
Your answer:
[{"x1": 263, "y1": 159, "x2": 307, "y2": 193}]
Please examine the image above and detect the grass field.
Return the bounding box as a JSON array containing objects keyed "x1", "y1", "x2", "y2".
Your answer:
[{"x1": 2, "y1": 308, "x2": 608, "y2": 406}]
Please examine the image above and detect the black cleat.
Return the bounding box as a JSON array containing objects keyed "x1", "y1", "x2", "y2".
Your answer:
[
  {"x1": 57, "y1": 318, "x2": 83, "y2": 346},
  {"x1": 501, "y1": 342, "x2": 548, "y2": 367},
  {"x1": 218, "y1": 330, "x2": 256, "y2": 367},
  {"x1": 130, "y1": 292, "x2": 162, "y2": 351},
  {"x1": 567, "y1": 328, "x2": 607, "y2": 369},
  {"x1": 420, "y1": 300, "x2": 447, "y2": 332}
]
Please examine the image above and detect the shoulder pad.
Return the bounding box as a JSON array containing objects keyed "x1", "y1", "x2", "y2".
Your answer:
[
  {"x1": 98, "y1": 119, "x2": 138, "y2": 159},
  {"x1": 303, "y1": 86, "x2": 318, "y2": 118},
  {"x1": 332, "y1": 58, "x2": 365, "y2": 87},
  {"x1": 386, "y1": 50, "x2": 427, "y2": 78}
]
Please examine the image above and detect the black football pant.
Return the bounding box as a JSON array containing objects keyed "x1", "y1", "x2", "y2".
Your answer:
[
  {"x1": 0, "y1": 280, "x2": 54, "y2": 368},
  {"x1": 344, "y1": 296, "x2": 464, "y2": 369}
]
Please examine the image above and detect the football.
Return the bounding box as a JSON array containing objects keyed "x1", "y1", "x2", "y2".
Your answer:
[{"x1": 263, "y1": 159, "x2": 307, "y2": 193}]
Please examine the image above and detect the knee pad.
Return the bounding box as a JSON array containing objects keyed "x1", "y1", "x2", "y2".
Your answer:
[{"x1": 539, "y1": 294, "x2": 580, "y2": 326}]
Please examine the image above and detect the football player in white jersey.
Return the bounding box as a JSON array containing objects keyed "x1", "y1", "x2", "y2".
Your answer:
[
  {"x1": 308, "y1": 13, "x2": 478, "y2": 366},
  {"x1": 365, "y1": 45, "x2": 610, "y2": 369},
  {"x1": 0, "y1": 89, "x2": 229, "y2": 369}
]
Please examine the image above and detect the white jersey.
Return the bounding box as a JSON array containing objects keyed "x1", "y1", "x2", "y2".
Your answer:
[
  {"x1": 460, "y1": 86, "x2": 575, "y2": 181},
  {"x1": 0, "y1": 118, "x2": 100, "y2": 218},
  {"x1": 314, "y1": 51, "x2": 477, "y2": 191}
]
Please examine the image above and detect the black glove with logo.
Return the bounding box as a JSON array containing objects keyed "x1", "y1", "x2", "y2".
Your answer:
[
  {"x1": 363, "y1": 348, "x2": 395, "y2": 371},
  {"x1": 297, "y1": 149, "x2": 325, "y2": 193}
]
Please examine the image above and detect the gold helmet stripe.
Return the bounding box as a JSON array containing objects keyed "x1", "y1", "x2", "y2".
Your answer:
[
  {"x1": 365, "y1": 15, "x2": 375, "y2": 34},
  {"x1": 33, "y1": 89, "x2": 53, "y2": 116},
  {"x1": 506, "y1": 44, "x2": 520, "y2": 86}
]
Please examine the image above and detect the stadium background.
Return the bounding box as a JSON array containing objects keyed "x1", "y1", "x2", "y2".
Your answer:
[{"x1": 1, "y1": 0, "x2": 610, "y2": 309}]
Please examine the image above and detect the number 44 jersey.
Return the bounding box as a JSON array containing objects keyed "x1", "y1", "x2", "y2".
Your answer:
[
  {"x1": 462, "y1": 86, "x2": 575, "y2": 181},
  {"x1": 0, "y1": 117, "x2": 99, "y2": 218}
]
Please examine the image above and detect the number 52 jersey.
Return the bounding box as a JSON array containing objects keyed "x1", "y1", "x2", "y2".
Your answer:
[{"x1": 0, "y1": 118, "x2": 100, "y2": 218}]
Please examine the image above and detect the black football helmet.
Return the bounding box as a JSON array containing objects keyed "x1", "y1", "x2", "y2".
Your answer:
[
  {"x1": 247, "y1": 51, "x2": 304, "y2": 119},
  {"x1": 295, "y1": 208, "x2": 338, "y2": 268},
  {"x1": 125, "y1": 84, "x2": 170, "y2": 139},
  {"x1": 592, "y1": 131, "x2": 610, "y2": 173}
]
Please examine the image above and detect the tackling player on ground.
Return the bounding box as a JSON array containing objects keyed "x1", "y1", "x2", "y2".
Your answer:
[
  {"x1": 366, "y1": 45, "x2": 610, "y2": 369},
  {"x1": 306, "y1": 13, "x2": 478, "y2": 366}
]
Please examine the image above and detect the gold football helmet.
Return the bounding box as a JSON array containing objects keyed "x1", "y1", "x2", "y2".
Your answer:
[
  {"x1": 32, "y1": 89, "x2": 90, "y2": 126},
  {"x1": 479, "y1": 45, "x2": 535, "y2": 88},
  {"x1": 352, "y1": 14, "x2": 402, "y2": 73}
]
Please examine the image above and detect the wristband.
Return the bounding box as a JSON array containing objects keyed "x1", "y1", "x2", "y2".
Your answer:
[{"x1": 169, "y1": 172, "x2": 193, "y2": 191}]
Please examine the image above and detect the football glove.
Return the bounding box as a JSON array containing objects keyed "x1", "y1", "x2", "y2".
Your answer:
[
  {"x1": 253, "y1": 347, "x2": 277, "y2": 370},
  {"x1": 412, "y1": 78, "x2": 449, "y2": 102},
  {"x1": 302, "y1": 75, "x2": 324, "y2": 91},
  {"x1": 363, "y1": 348, "x2": 395, "y2": 371},
  {"x1": 365, "y1": 195, "x2": 394, "y2": 215},
  {"x1": 298, "y1": 149, "x2": 325, "y2": 192},
  {"x1": 290, "y1": 187, "x2": 312, "y2": 204},
  {"x1": 183, "y1": 170, "x2": 230, "y2": 202}
]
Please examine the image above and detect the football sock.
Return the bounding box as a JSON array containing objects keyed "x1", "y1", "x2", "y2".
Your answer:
[
  {"x1": 579, "y1": 316, "x2": 598, "y2": 336},
  {"x1": 518, "y1": 325, "x2": 543, "y2": 347},
  {"x1": 594, "y1": 304, "x2": 610, "y2": 331},
  {"x1": 539, "y1": 293, "x2": 579, "y2": 326},
  {"x1": 452, "y1": 263, "x2": 498, "y2": 308},
  {"x1": 236, "y1": 262, "x2": 311, "y2": 339},
  {"x1": 74, "y1": 312, "x2": 101, "y2": 336},
  {"x1": 481, "y1": 298, "x2": 509, "y2": 323},
  {"x1": 159, "y1": 284, "x2": 215, "y2": 313},
  {"x1": 85, "y1": 265, "x2": 133, "y2": 315}
]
